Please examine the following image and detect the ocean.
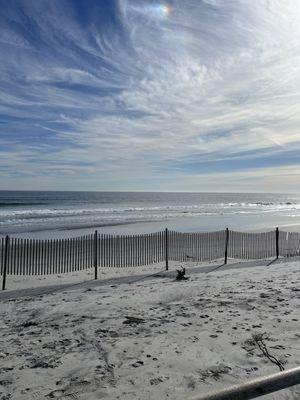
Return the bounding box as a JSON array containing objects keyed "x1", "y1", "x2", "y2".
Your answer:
[{"x1": 1, "y1": 191, "x2": 300, "y2": 238}]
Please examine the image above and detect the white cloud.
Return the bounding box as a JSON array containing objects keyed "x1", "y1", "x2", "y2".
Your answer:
[{"x1": 1, "y1": 0, "x2": 300, "y2": 190}]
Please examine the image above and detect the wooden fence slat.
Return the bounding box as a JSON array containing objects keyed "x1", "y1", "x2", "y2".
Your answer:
[
  {"x1": 40, "y1": 240, "x2": 43, "y2": 275},
  {"x1": 52, "y1": 239, "x2": 56, "y2": 274},
  {"x1": 36, "y1": 240, "x2": 39, "y2": 275},
  {"x1": 53, "y1": 239, "x2": 56, "y2": 274},
  {"x1": 100, "y1": 234, "x2": 103, "y2": 268},
  {"x1": 1, "y1": 235, "x2": 10, "y2": 290},
  {"x1": 124, "y1": 235, "x2": 127, "y2": 267},
  {"x1": 58, "y1": 239, "x2": 62, "y2": 273},
  {"x1": 83, "y1": 236, "x2": 86, "y2": 270},
  {"x1": 81, "y1": 236, "x2": 84, "y2": 270},
  {"x1": 9, "y1": 238, "x2": 13, "y2": 275},
  {"x1": 106, "y1": 235, "x2": 110, "y2": 268},
  {"x1": 0, "y1": 237, "x2": 3, "y2": 275},
  {"x1": 38, "y1": 240, "x2": 41, "y2": 275},
  {"x1": 109, "y1": 235, "x2": 112, "y2": 267},
  {"x1": 70, "y1": 238, "x2": 73, "y2": 272},
  {"x1": 111, "y1": 235, "x2": 114, "y2": 267},
  {"x1": 27, "y1": 239, "x2": 32, "y2": 275},
  {"x1": 43, "y1": 240, "x2": 46, "y2": 275},
  {"x1": 78, "y1": 237, "x2": 81, "y2": 271},
  {"x1": 18, "y1": 238, "x2": 22, "y2": 276},
  {"x1": 40, "y1": 240, "x2": 44, "y2": 275},
  {"x1": 43, "y1": 239, "x2": 48, "y2": 275},
  {"x1": 5, "y1": 228, "x2": 300, "y2": 278},
  {"x1": 123, "y1": 235, "x2": 126, "y2": 268},
  {"x1": 27, "y1": 239, "x2": 33, "y2": 275},
  {"x1": 116, "y1": 235, "x2": 119, "y2": 268},
  {"x1": 45, "y1": 240, "x2": 48, "y2": 274},
  {"x1": 61, "y1": 238, "x2": 65, "y2": 273},
  {"x1": 19, "y1": 239, "x2": 25, "y2": 275},
  {"x1": 73, "y1": 237, "x2": 77, "y2": 271},
  {"x1": 39, "y1": 240, "x2": 43, "y2": 275},
  {"x1": 63, "y1": 238, "x2": 66, "y2": 273},
  {"x1": 111, "y1": 234, "x2": 114, "y2": 267},
  {"x1": 141, "y1": 235, "x2": 144, "y2": 266},
  {"x1": 67, "y1": 238, "x2": 70, "y2": 272},
  {"x1": 130, "y1": 235, "x2": 133, "y2": 267},
  {"x1": 107, "y1": 235, "x2": 113, "y2": 267},
  {"x1": 51, "y1": 239, "x2": 55, "y2": 274},
  {"x1": 80, "y1": 236, "x2": 83, "y2": 270},
  {"x1": 39, "y1": 240, "x2": 46, "y2": 275},
  {"x1": 73, "y1": 237, "x2": 76, "y2": 271},
  {"x1": 119, "y1": 235, "x2": 124, "y2": 268},
  {"x1": 12, "y1": 238, "x2": 16, "y2": 275},
  {"x1": 62, "y1": 238, "x2": 66, "y2": 273},
  {"x1": 46, "y1": 240, "x2": 50, "y2": 274},
  {"x1": 20, "y1": 239, "x2": 26, "y2": 275},
  {"x1": 31, "y1": 240, "x2": 34, "y2": 275},
  {"x1": 6, "y1": 237, "x2": 9, "y2": 276},
  {"x1": 57, "y1": 239, "x2": 61, "y2": 274},
  {"x1": 32, "y1": 240, "x2": 36, "y2": 275},
  {"x1": 24, "y1": 238, "x2": 28, "y2": 276},
  {"x1": 135, "y1": 234, "x2": 138, "y2": 266},
  {"x1": 71, "y1": 238, "x2": 74, "y2": 272},
  {"x1": 144, "y1": 234, "x2": 147, "y2": 266},
  {"x1": 131, "y1": 235, "x2": 134, "y2": 267},
  {"x1": 76, "y1": 237, "x2": 80, "y2": 271}
]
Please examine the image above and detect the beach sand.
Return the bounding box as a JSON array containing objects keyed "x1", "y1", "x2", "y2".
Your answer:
[
  {"x1": 0, "y1": 259, "x2": 228, "y2": 292},
  {"x1": 0, "y1": 259, "x2": 299, "y2": 399}
]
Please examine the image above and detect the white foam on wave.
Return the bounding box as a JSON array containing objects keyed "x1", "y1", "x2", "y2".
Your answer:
[{"x1": 1, "y1": 201, "x2": 300, "y2": 228}]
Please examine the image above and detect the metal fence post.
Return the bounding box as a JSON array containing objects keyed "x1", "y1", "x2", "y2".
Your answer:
[
  {"x1": 188, "y1": 366, "x2": 300, "y2": 400},
  {"x1": 2, "y1": 235, "x2": 10, "y2": 291},
  {"x1": 224, "y1": 228, "x2": 229, "y2": 264},
  {"x1": 276, "y1": 227, "x2": 279, "y2": 259},
  {"x1": 94, "y1": 230, "x2": 98, "y2": 280},
  {"x1": 165, "y1": 228, "x2": 169, "y2": 271}
]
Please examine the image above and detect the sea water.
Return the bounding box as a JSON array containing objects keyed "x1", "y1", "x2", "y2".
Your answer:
[{"x1": 1, "y1": 191, "x2": 300, "y2": 238}]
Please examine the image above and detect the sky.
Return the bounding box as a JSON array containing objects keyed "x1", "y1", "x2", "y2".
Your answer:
[{"x1": 0, "y1": 0, "x2": 300, "y2": 192}]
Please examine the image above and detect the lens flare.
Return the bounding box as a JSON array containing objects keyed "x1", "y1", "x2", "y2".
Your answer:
[
  {"x1": 161, "y1": 4, "x2": 172, "y2": 15},
  {"x1": 152, "y1": 3, "x2": 172, "y2": 18}
]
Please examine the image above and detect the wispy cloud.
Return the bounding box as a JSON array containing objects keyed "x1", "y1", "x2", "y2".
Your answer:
[{"x1": 0, "y1": 0, "x2": 300, "y2": 191}]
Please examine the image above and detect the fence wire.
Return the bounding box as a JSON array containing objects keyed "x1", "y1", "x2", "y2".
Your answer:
[{"x1": 0, "y1": 229, "x2": 299, "y2": 275}]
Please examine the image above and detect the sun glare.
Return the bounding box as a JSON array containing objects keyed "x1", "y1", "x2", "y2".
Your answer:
[
  {"x1": 152, "y1": 3, "x2": 172, "y2": 18},
  {"x1": 161, "y1": 4, "x2": 172, "y2": 15}
]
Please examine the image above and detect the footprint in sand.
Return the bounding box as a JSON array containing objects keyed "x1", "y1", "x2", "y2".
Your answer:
[{"x1": 47, "y1": 389, "x2": 66, "y2": 398}]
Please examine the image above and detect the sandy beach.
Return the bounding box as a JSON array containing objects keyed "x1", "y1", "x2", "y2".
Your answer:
[
  {"x1": 0, "y1": 258, "x2": 299, "y2": 400},
  {"x1": 0, "y1": 259, "x2": 231, "y2": 292}
]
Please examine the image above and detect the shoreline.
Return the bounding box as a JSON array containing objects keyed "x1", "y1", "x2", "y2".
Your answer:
[{"x1": 2, "y1": 219, "x2": 300, "y2": 239}]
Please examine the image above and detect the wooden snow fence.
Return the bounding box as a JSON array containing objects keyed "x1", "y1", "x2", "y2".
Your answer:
[{"x1": 1, "y1": 227, "x2": 299, "y2": 289}]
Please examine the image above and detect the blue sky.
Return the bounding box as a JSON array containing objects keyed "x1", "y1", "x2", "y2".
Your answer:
[{"x1": 1, "y1": 0, "x2": 300, "y2": 192}]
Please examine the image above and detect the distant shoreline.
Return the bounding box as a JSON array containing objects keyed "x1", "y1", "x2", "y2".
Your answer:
[{"x1": 2, "y1": 219, "x2": 300, "y2": 240}]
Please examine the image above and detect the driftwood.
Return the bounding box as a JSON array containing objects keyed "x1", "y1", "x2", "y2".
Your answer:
[
  {"x1": 176, "y1": 267, "x2": 189, "y2": 281},
  {"x1": 251, "y1": 333, "x2": 285, "y2": 371}
]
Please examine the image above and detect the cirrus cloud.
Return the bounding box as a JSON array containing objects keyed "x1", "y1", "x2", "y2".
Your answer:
[{"x1": 0, "y1": 0, "x2": 300, "y2": 192}]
